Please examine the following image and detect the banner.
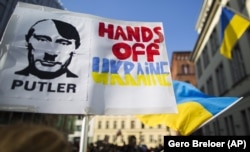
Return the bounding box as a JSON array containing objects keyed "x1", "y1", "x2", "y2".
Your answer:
[
  {"x1": 137, "y1": 80, "x2": 241, "y2": 135},
  {"x1": 220, "y1": 7, "x2": 250, "y2": 59},
  {"x1": 0, "y1": 2, "x2": 177, "y2": 114}
]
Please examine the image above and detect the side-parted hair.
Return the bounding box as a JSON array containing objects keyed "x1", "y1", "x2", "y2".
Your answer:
[{"x1": 25, "y1": 19, "x2": 81, "y2": 49}]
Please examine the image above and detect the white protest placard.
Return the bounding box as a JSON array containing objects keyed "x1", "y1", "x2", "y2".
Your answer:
[{"x1": 0, "y1": 2, "x2": 177, "y2": 115}]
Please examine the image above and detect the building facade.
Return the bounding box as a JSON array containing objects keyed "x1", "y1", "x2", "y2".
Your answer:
[
  {"x1": 191, "y1": 0, "x2": 250, "y2": 135},
  {"x1": 89, "y1": 115, "x2": 170, "y2": 148}
]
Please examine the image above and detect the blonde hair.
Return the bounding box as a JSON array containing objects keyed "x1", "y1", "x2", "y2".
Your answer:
[{"x1": 0, "y1": 124, "x2": 72, "y2": 152}]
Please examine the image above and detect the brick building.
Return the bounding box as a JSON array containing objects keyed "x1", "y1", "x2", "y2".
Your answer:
[{"x1": 171, "y1": 51, "x2": 197, "y2": 86}]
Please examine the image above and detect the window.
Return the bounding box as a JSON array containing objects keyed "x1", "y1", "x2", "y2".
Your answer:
[
  {"x1": 204, "y1": 125, "x2": 211, "y2": 135},
  {"x1": 78, "y1": 115, "x2": 84, "y2": 119},
  {"x1": 131, "y1": 120, "x2": 135, "y2": 129},
  {"x1": 76, "y1": 125, "x2": 81, "y2": 131},
  {"x1": 200, "y1": 85, "x2": 205, "y2": 93},
  {"x1": 149, "y1": 135, "x2": 154, "y2": 143},
  {"x1": 213, "y1": 120, "x2": 220, "y2": 135},
  {"x1": 140, "y1": 135, "x2": 145, "y2": 142},
  {"x1": 216, "y1": 63, "x2": 227, "y2": 95},
  {"x1": 230, "y1": 44, "x2": 246, "y2": 84},
  {"x1": 158, "y1": 124, "x2": 161, "y2": 129},
  {"x1": 224, "y1": 117, "x2": 230, "y2": 135},
  {"x1": 113, "y1": 121, "x2": 117, "y2": 129},
  {"x1": 206, "y1": 76, "x2": 214, "y2": 95},
  {"x1": 176, "y1": 56, "x2": 180, "y2": 60},
  {"x1": 196, "y1": 59, "x2": 202, "y2": 78},
  {"x1": 121, "y1": 121, "x2": 125, "y2": 129},
  {"x1": 237, "y1": 0, "x2": 246, "y2": 11},
  {"x1": 141, "y1": 123, "x2": 145, "y2": 129},
  {"x1": 248, "y1": 107, "x2": 250, "y2": 120},
  {"x1": 98, "y1": 121, "x2": 102, "y2": 129},
  {"x1": 56, "y1": 115, "x2": 63, "y2": 128},
  {"x1": 181, "y1": 64, "x2": 190, "y2": 74},
  {"x1": 166, "y1": 127, "x2": 170, "y2": 132},
  {"x1": 229, "y1": 115, "x2": 236, "y2": 135},
  {"x1": 202, "y1": 46, "x2": 209, "y2": 68},
  {"x1": 211, "y1": 28, "x2": 219, "y2": 55},
  {"x1": 0, "y1": 3, "x2": 5, "y2": 26},
  {"x1": 247, "y1": 28, "x2": 250, "y2": 42},
  {"x1": 241, "y1": 110, "x2": 250, "y2": 135},
  {"x1": 158, "y1": 135, "x2": 162, "y2": 142},
  {"x1": 106, "y1": 121, "x2": 109, "y2": 129}
]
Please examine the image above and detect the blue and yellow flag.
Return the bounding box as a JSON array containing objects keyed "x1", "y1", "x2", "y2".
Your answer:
[
  {"x1": 137, "y1": 80, "x2": 240, "y2": 135},
  {"x1": 220, "y1": 7, "x2": 250, "y2": 59}
]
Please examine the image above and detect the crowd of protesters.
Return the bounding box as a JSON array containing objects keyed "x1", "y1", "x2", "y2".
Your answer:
[
  {"x1": 0, "y1": 123, "x2": 164, "y2": 152},
  {"x1": 83, "y1": 135, "x2": 164, "y2": 152}
]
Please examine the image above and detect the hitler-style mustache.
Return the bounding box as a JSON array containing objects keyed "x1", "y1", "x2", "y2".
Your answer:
[
  {"x1": 44, "y1": 52, "x2": 57, "y2": 61},
  {"x1": 34, "y1": 52, "x2": 62, "y2": 67}
]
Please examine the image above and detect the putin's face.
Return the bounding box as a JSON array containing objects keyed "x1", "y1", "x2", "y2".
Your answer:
[{"x1": 28, "y1": 20, "x2": 76, "y2": 73}]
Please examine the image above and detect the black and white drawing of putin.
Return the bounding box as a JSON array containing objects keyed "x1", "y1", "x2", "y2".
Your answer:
[{"x1": 15, "y1": 19, "x2": 81, "y2": 79}]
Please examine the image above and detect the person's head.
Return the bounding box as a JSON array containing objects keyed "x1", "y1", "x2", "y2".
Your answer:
[
  {"x1": 128, "y1": 135, "x2": 137, "y2": 147},
  {"x1": 0, "y1": 124, "x2": 72, "y2": 152},
  {"x1": 25, "y1": 19, "x2": 80, "y2": 79}
]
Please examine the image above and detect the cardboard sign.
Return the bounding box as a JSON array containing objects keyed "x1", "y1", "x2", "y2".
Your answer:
[{"x1": 0, "y1": 2, "x2": 177, "y2": 115}]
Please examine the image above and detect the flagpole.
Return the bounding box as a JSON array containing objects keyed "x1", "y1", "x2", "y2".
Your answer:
[
  {"x1": 197, "y1": 97, "x2": 243, "y2": 130},
  {"x1": 79, "y1": 115, "x2": 89, "y2": 152}
]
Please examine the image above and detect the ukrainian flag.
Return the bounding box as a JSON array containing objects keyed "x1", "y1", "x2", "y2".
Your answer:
[
  {"x1": 137, "y1": 80, "x2": 241, "y2": 136},
  {"x1": 220, "y1": 7, "x2": 250, "y2": 59}
]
